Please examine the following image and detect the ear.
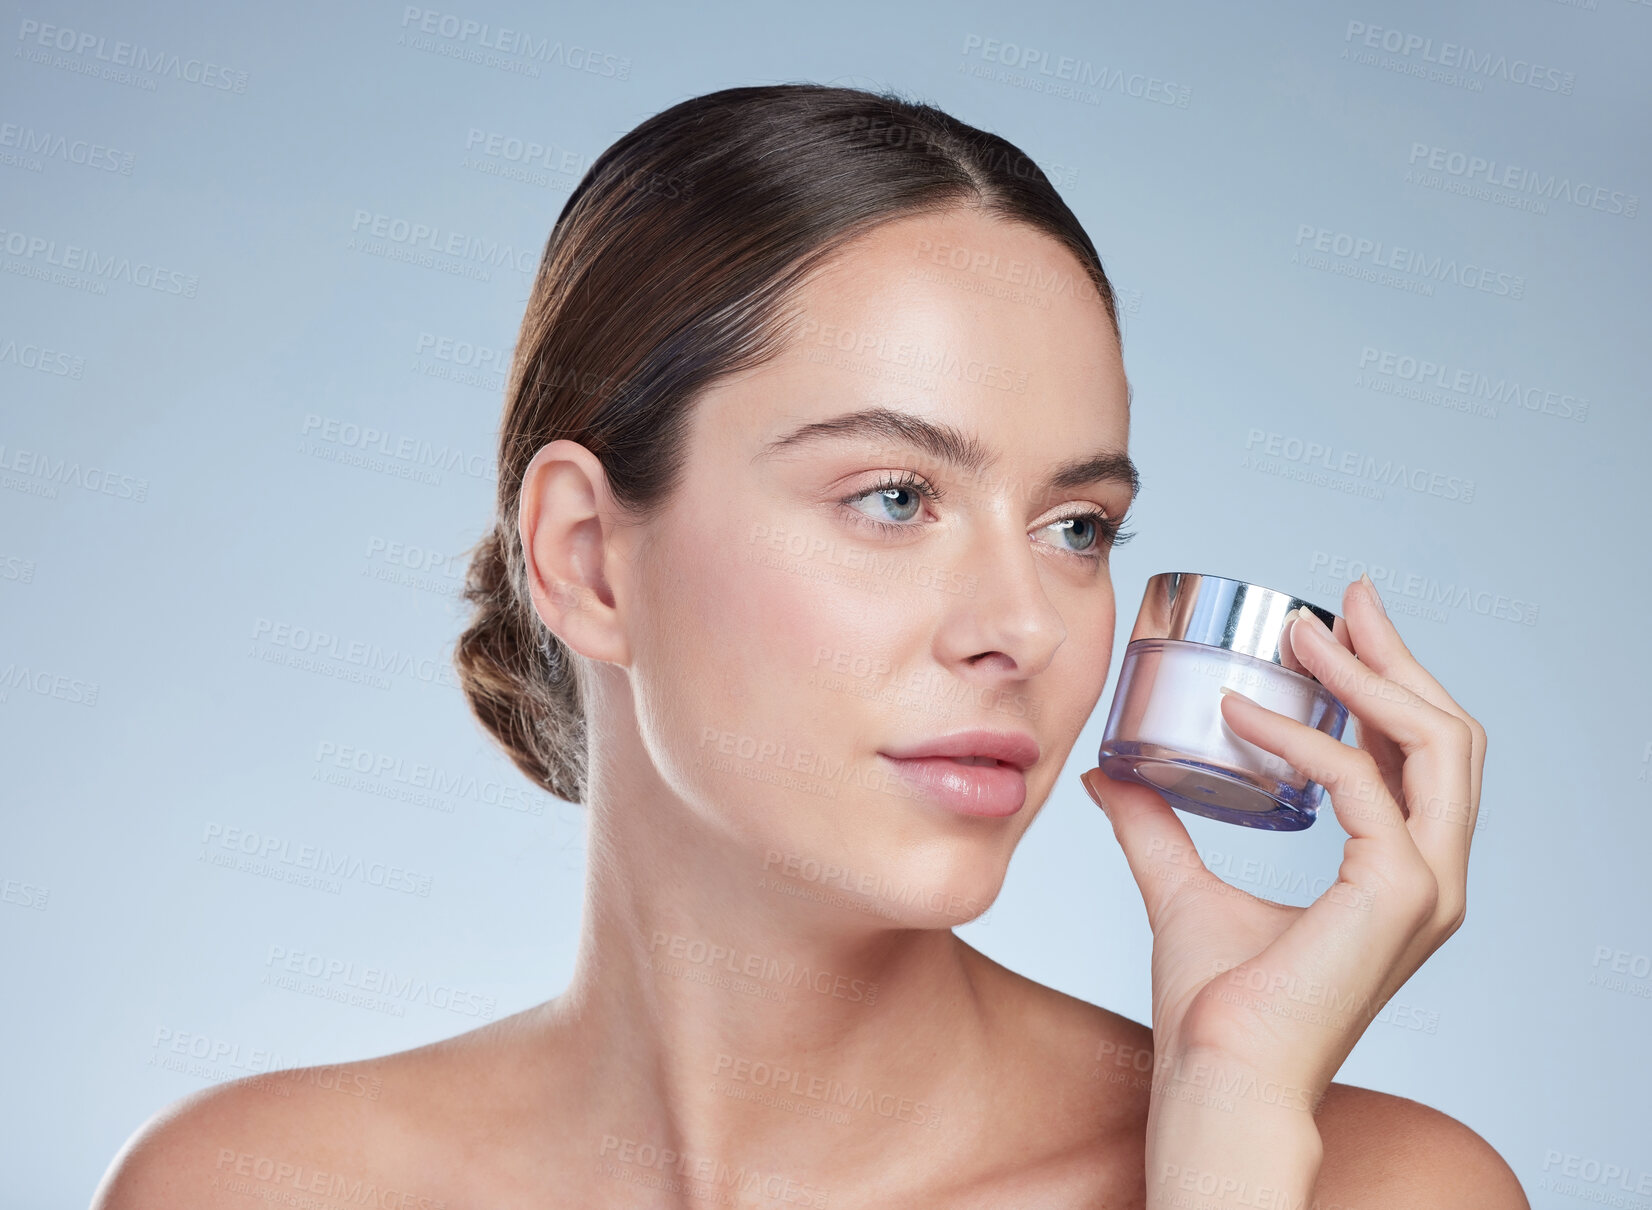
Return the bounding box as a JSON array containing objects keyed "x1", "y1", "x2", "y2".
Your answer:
[{"x1": 517, "y1": 439, "x2": 634, "y2": 668}]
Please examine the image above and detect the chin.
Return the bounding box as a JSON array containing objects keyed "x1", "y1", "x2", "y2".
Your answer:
[{"x1": 749, "y1": 811, "x2": 1013, "y2": 931}]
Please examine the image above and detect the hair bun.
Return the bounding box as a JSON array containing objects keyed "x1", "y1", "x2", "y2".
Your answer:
[{"x1": 453, "y1": 526, "x2": 588, "y2": 804}]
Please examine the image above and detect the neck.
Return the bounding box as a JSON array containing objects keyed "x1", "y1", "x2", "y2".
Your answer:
[{"x1": 550, "y1": 713, "x2": 1001, "y2": 1190}]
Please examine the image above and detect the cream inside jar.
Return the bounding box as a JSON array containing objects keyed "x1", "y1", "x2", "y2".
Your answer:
[{"x1": 1097, "y1": 572, "x2": 1352, "y2": 830}]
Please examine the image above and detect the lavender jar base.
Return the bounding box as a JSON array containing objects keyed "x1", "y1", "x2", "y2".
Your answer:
[{"x1": 1096, "y1": 741, "x2": 1321, "y2": 831}]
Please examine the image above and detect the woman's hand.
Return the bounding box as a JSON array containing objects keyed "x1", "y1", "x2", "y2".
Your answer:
[{"x1": 1081, "y1": 572, "x2": 1486, "y2": 1202}]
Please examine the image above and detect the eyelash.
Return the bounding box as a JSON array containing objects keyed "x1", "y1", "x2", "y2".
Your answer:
[{"x1": 838, "y1": 470, "x2": 1136, "y2": 563}]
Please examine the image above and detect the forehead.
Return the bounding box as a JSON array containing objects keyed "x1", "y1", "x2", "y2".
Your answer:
[
  {"x1": 786, "y1": 207, "x2": 1121, "y2": 379},
  {"x1": 692, "y1": 207, "x2": 1131, "y2": 482}
]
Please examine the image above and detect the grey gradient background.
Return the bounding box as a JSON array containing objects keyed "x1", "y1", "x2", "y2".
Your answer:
[{"x1": 2, "y1": 0, "x2": 1649, "y2": 1205}]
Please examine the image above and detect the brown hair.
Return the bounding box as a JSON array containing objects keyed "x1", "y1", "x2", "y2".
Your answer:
[{"x1": 453, "y1": 82, "x2": 1123, "y2": 803}]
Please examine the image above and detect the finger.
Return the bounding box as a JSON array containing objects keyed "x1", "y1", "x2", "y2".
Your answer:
[
  {"x1": 1395, "y1": 739, "x2": 1475, "y2": 935},
  {"x1": 1221, "y1": 685, "x2": 1468, "y2": 964},
  {"x1": 1218, "y1": 689, "x2": 1411, "y2": 848},
  {"x1": 1349, "y1": 713, "x2": 1406, "y2": 814},
  {"x1": 1339, "y1": 576, "x2": 1485, "y2": 838},
  {"x1": 1338, "y1": 575, "x2": 1469, "y2": 721},
  {"x1": 1216, "y1": 691, "x2": 1443, "y2": 1030},
  {"x1": 1286, "y1": 601, "x2": 1478, "y2": 880},
  {"x1": 1080, "y1": 765, "x2": 1219, "y2": 930},
  {"x1": 1287, "y1": 604, "x2": 1447, "y2": 758}
]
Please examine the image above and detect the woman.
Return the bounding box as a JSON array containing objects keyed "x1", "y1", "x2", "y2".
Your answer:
[{"x1": 94, "y1": 84, "x2": 1521, "y2": 1209}]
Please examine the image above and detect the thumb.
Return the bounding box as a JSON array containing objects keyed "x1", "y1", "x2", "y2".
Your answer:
[{"x1": 1080, "y1": 765, "x2": 1210, "y2": 928}]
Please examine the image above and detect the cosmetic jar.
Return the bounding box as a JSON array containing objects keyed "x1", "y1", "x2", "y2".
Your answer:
[{"x1": 1097, "y1": 572, "x2": 1352, "y2": 830}]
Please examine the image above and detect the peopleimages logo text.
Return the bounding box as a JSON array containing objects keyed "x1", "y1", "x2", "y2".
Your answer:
[
  {"x1": 398, "y1": 7, "x2": 630, "y2": 78},
  {"x1": 1244, "y1": 429, "x2": 1476, "y2": 503},
  {"x1": 959, "y1": 34, "x2": 1192, "y2": 107},
  {"x1": 1294, "y1": 225, "x2": 1524, "y2": 298},
  {"x1": 299, "y1": 414, "x2": 494, "y2": 481},
  {"x1": 200, "y1": 822, "x2": 434, "y2": 897},
  {"x1": 0, "y1": 226, "x2": 199, "y2": 296},
  {"x1": 15, "y1": 18, "x2": 251, "y2": 91},
  {"x1": 1344, "y1": 21, "x2": 1575, "y2": 94},
  {"x1": 0, "y1": 123, "x2": 135, "y2": 174},
  {"x1": 1357, "y1": 348, "x2": 1589, "y2": 422},
  {"x1": 1407, "y1": 144, "x2": 1636, "y2": 218}
]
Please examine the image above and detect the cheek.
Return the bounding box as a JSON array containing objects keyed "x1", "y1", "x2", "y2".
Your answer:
[
  {"x1": 1071, "y1": 582, "x2": 1118, "y2": 693},
  {"x1": 628, "y1": 502, "x2": 902, "y2": 826},
  {"x1": 662, "y1": 514, "x2": 839, "y2": 697},
  {"x1": 1071, "y1": 587, "x2": 1122, "y2": 760},
  {"x1": 1084, "y1": 585, "x2": 1118, "y2": 659},
  {"x1": 653, "y1": 500, "x2": 920, "y2": 710}
]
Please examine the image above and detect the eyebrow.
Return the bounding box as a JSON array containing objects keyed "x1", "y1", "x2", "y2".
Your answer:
[{"x1": 753, "y1": 405, "x2": 1141, "y2": 501}]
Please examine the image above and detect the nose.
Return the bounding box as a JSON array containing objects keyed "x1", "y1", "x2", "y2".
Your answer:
[{"x1": 932, "y1": 521, "x2": 1068, "y2": 682}]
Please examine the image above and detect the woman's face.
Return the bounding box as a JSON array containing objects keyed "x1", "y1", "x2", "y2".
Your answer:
[{"x1": 626, "y1": 207, "x2": 1135, "y2": 928}]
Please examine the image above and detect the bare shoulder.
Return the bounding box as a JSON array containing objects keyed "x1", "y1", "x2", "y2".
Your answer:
[
  {"x1": 89, "y1": 1011, "x2": 549, "y2": 1210},
  {"x1": 89, "y1": 1063, "x2": 389, "y2": 1209},
  {"x1": 1315, "y1": 1082, "x2": 1530, "y2": 1209},
  {"x1": 974, "y1": 946, "x2": 1527, "y2": 1210}
]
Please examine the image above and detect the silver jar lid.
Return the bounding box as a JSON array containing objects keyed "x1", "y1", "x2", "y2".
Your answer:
[{"x1": 1124, "y1": 572, "x2": 1350, "y2": 680}]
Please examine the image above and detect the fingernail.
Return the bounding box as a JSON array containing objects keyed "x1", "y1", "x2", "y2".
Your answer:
[
  {"x1": 1080, "y1": 769, "x2": 1111, "y2": 817},
  {"x1": 1294, "y1": 604, "x2": 1330, "y2": 638},
  {"x1": 1359, "y1": 572, "x2": 1386, "y2": 615}
]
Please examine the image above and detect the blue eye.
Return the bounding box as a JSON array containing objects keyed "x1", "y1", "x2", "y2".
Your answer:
[
  {"x1": 846, "y1": 477, "x2": 928, "y2": 525},
  {"x1": 1043, "y1": 511, "x2": 1138, "y2": 559},
  {"x1": 1047, "y1": 514, "x2": 1099, "y2": 554},
  {"x1": 840, "y1": 470, "x2": 940, "y2": 528},
  {"x1": 838, "y1": 471, "x2": 1136, "y2": 564}
]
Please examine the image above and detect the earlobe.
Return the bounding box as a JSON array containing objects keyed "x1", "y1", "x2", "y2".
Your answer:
[{"x1": 517, "y1": 440, "x2": 632, "y2": 667}]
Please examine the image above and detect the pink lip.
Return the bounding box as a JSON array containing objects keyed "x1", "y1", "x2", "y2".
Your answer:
[
  {"x1": 878, "y1": 729, "x2": 1040, "y2": 770},
  {"x1": 879, "y1": 755, "x2": 1029, "y2": 817},
  {"x1": 877, "y1": 729, "x2": 1039, "y2": 818}
]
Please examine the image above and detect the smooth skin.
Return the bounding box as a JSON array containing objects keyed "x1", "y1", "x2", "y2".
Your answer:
[{"x1": 91, "y1": 207, "x2": 1526, "y2": 1209}]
